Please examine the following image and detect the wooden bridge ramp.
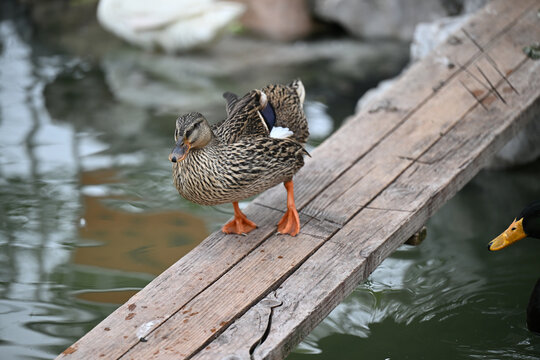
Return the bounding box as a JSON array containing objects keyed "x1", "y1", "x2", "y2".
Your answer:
[{"x1": 59, "y1": 0, "x2": 540, "y2": 359}]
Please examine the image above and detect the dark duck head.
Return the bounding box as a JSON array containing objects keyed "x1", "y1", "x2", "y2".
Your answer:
[
  {"x1": 488, "y1": 201, "x2": 540, "y2": 333},
  {"x1": 169, "y1": 112, "x2": 214, "y2": 163},
  {"x1": 488, "y1": 201, "x2": 540, "y2": 251}
]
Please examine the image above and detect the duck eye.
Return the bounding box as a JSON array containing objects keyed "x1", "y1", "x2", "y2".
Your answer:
[{"x1": 185, "y1": 127, "x2": 194, "y2": 140}]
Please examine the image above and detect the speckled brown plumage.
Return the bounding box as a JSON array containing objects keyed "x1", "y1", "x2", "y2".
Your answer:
[
  {"x1": 169, "y1": 80, "x2": 309, "y2": 235},
  {"x1": 173, "y1": 135, "x2": 306, "y2": 205}
]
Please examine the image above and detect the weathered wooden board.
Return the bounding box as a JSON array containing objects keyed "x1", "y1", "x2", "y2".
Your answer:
[
  {"x1": 245, "y1": 41, "x2": 540, "y2": 360},
  {"x1": 57, "y1": 1, "x2": 540, "y2": 359},
  {"x1": 196, "y1": 39, "x2": 540, "y2": 360}
]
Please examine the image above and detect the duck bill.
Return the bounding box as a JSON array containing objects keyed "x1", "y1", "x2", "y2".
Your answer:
[
  {"x1": 488, "y1": 218, "x2": 527, "y2": 251},
  {"x1": 168, "y1": 142, "x2": 191, "y2": 163}
]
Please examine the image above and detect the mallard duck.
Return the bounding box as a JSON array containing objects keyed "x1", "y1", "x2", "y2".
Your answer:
[
  {"x1": 169, "y1": 80, "x2": 309, "y2": 236},
  {"x1": 488, "y1": 201, "x2": 540, "y2": 333}
]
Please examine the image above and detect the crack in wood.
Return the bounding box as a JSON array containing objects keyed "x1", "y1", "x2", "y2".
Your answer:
[
  {"x1": 456, "y1": 60, "x2": 492, "y2": 96},
  {"x1": 364, "y1": 206, "x2": 414, "y2": 213},
  {"x1": 299, "y1": 231, "x2": 334, "y2": 241},
  {"x1": 476, "y1": 65, "x2": 507, "y2": 104},
  {"x1": 461, "y1": 28, "x2": 484, "y2": 52},
  {"x1": 368, "y1": 99, "x2": 399, "y2": 113},
  {"x1": 303, "y1": 165, "x2": 375, "y2": 222},
  {"x1": 252, "y1": 202, "x2": 343, "y2": 231},
  {"x1": 460, "y1": 79, "x2": 489, "y2": 111},
  {"x1": 485, "y1": 54, "x2": 519, "y2": 95},
  {"x1": 397, "y1": 152, "x2": 451, "y2": 165},
  {"x1": 252, "y1": 202, "x2": 285, "y2": 215},
  {"x1": 462, "y1": 27, "x2": 519, "y2": 96},
  {"x1": 249, "y1": 295, "x2": 283, "y2": 360}
]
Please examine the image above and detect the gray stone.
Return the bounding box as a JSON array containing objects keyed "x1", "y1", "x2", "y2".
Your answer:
[
  {"x1": 314, "y1": 0, "x2": 449, "y2": 41},
  {"x1": 234, "y1": 0, "x2": 313, "y2": 41},
  {"x1": 313, "y1": 0, "x2": 490, "y2": 41}
]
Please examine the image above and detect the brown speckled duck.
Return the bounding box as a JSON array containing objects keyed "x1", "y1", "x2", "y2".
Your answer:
[{"x1": 169, "y1": 80, "x2": 309, "y2": 236}]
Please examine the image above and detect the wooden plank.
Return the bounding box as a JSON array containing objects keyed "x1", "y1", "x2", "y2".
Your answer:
[
  {"x1": 56, "y1": 1, "x2": 540, "y2": 359},
  {"x1": 130, "y1": 4, "x2": 538, "y2": 360},
  {"x1": 198, "y1": 38, "x2": 540, "y2": 360},
  {"x1": 191, "y1": 207, "x2": 412, "y2": 360},
  {"x1": 192, "y1": 8, "x2": 540, "y2": 360},
  {"x1": 122, "y1": 217, "x2": 338, "y2": 359}
]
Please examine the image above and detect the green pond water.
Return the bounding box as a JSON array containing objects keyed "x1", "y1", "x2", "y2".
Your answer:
[{"x1": 1, "y1": 2, "x2": 539, "y2": 359}]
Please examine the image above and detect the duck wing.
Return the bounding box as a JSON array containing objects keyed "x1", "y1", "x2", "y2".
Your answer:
[
  {"x1": 216, "y1": 79, "x2": 309, "y2": 144},
  {"x1": 215, "y1": 89, "x2": 272, "y2": 144},
  {"x1": 262, "y1": 79, "x2": 309, "y2": 144},
  {"x1": 223, "y1": 91, "x2": 240, "y2": 117}
]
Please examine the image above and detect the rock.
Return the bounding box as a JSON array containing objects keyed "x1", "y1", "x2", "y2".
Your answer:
[
  {"x1": 234, "y1": 0, "x2": 313, "y2": 41},
  {"x1": 410, "y1": 14, "x2": 470, "y2": 61},
  {"x1": 355, "y1": 78, "x2": 396, "y2": 114},
  {"x1": 314, "y1": 0, "x2": 449, "y2": 41},
  {"x1": 313, "y1": 0, "x2": 490, "y2": 41}
]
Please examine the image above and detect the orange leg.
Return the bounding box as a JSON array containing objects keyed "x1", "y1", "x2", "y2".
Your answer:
[
  {"x1": 222, "y1": 202, "x2": 257, "y2": 235},
  {"x1": 277, "y1": 180, "x2": 301, "y2": 236}
]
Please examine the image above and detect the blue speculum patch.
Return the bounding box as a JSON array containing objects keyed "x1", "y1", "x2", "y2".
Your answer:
[{"x1": 260, "y1": 102, "x2": 276, "y2": 131}]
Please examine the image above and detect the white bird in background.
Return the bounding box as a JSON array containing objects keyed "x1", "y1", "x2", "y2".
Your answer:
[{"x1": 97, "y1": 0, "x2": 245, "y2": 53}]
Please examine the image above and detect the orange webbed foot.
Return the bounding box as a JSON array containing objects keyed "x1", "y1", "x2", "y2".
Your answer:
[
  {"x1": 277, "y1": 207, "x2": 300, "y2": 236},
  {"x1": 277, "y1": 180, "x2": 301, "y2": 237},
  {"x1": 222, "y1": 202, "x2": 257, "y2": 235}
]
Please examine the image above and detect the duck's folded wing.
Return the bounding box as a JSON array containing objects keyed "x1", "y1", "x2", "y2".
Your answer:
[
  {"x1": 216, "y1": 89, "x2": 271, "y2": 144},
  {"x1": 262, "y1": 79, "x2": 309, "y2": 144},
  {"x1": 223, "y1": 91, "x2": 239, "y2": 117}
]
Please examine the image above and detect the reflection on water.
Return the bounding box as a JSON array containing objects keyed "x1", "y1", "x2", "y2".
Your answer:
[
  {"x1": 3, "y1": 1, "x2": 538, "y2": 359},
  {"x1": 0, "y1": 2, "x2": 409, "y2": 359},
  {"x1": 0, "y1": 13, "x2": 214, "y2": 357},
  {"x1": 290, "y1": 162, "x2": 540, "y2": 359}
]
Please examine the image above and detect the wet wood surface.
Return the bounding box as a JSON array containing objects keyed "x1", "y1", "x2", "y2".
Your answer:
[{"x1": 58, "y1": 1, "x2": 540, "y2": 359}]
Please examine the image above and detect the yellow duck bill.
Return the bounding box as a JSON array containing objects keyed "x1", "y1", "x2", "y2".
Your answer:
[{"x1": 488, "y1": 217, "x2": 527, "y2": 251}]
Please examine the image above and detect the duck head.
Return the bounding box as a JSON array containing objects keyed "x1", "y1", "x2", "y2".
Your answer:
[
  {"x1": 169, "y1": 112, "x2": 213, "y2": 163},
  {"x1": 488, "y1": 201, "x2": 540, "y2": 251}
]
